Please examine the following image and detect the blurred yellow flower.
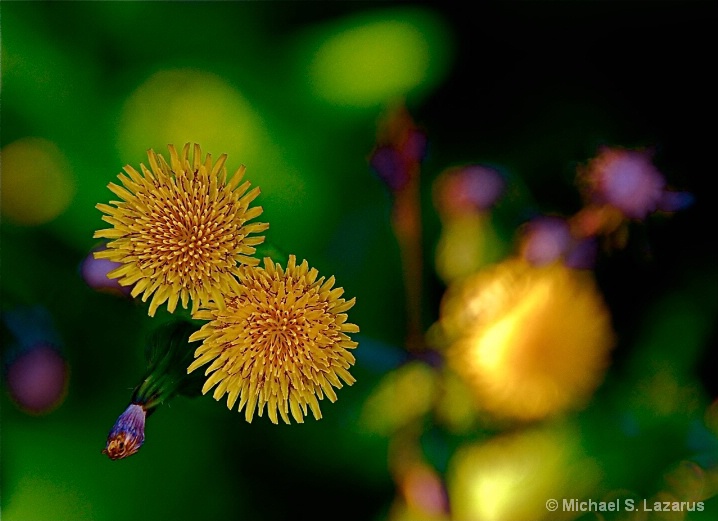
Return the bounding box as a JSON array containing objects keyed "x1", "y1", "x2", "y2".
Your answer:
[
  {"x1": 447, "y1": 423, "x2": 600, "y2": 521},
  {"x1": 434, "y1": 213, "x2": 504, "y2": 284},
  {"x1": 661, "y1": 460, "x2": 710, "y2": 504},
  {"x1": 440, "y1": 258, "x2": 614, "y2": 422},
  {"x1": 433, "y1": 369, "x2": 481, "y2": 434},
  {"x1": 188, "y1": 255, "x2": 359, "y2": 424},
  {"x1": 360, "y1": 360, "x2": 437, "y2": 435},
  {"x1": 1, "y1": 138, "x2": 76, "y2": 226},
  {"x1": 94, "y1": 143, "x2": 268, "y2": 316}
]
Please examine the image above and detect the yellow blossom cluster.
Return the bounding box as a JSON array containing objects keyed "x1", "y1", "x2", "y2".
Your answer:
[{"x1": 95, "y1": 144, "x2": 358, "y2": 423}]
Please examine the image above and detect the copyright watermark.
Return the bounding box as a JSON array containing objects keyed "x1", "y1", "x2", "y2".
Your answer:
[{"x1": 545, "y1": 498, "x2": 705, "y2": 513}]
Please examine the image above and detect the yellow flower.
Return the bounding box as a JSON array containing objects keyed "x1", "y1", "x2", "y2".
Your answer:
[
  {"x1": 94, "y1": 143, "x2": 268, "y2": 316},
  {"x1": 440, "y1": 258, "x2": 614, "y2": 422},
  {"x1": 188, "y1": 255, "x2": 359, "y2": 424}
]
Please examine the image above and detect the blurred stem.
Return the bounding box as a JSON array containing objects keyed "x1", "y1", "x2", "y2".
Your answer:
[{"x1": 391, "y1": 165, "x2": 425, "y2": 353}]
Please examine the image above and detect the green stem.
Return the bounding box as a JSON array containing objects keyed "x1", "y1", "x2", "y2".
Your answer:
[{"x1": 131, "y1": 321, "x2": 203, "y2": 414}]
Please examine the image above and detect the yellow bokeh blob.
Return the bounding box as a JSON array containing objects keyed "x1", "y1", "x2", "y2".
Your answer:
[
  {"x1": 360, "y1": 361, "x2": 437, "y2": 435},
  {"x1": 1, "y1": 138, "x2": 75, "y2": 225},
  {"x1": 440, "y1": 258, "x2": 614, "y2": 422},
  {"x1": 303, "y1": 10, "x2": 449, "y2": 107},
  {"x1": 433, "y1": 369, "x2": 481, "y2": 434},
  {"x1": 116, "y1": 69, "x2": 265, "y2": 168},
  {"x1": 662, "y1": 460, "x2": 707, "y2": 503},
  {"x1": 434, "y1": 214, "x2": 504, "y2": 285},
  {"x1": 447, "y1": 425, "x2": 600, "y2": 521}
]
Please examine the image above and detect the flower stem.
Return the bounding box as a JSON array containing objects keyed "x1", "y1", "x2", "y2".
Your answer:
[
  {"x1": 131, "y1": 320, "x2": 204, "y2": 414},
  {"x1": 392, "y1": 167, "x2": 425, "y2": 353}
]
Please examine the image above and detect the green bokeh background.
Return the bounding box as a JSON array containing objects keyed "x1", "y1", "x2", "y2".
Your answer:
[{"x1": 1, "y1": 2, "x2": 717, "y2": 520}]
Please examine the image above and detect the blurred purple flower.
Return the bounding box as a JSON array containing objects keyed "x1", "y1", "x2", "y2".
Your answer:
[
  {"x1": 434, "y1": 165, "x2": 505, "y2": 217},
  {"x1": 6, "y1": 343, "x2": 68, "y2": 414},
  {"x1": 520, "y1": 215, "x2": 597, "y2": 269},
  {"x1": 369, "y1": 146, "x2": 410, "y2": 192},
  {"x1": 81, "y1": 245, "x2": 132, "y2": 296},
  {"x1": 402, "y1": 128, "x2": 428, "y2": 164},
  {"x1": 582, "y1": 147, "x2": 668, "y2": 219},
  {"x1": 368, "y1": 104, "x2": 427, "y2": 193},
  {"x1": 520, "y1": 216, "x2": 572, "y2": 266}
]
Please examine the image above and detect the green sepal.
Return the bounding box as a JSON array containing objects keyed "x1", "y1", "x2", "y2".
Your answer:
[{"x1": 132, "y1": 320, "x2": 204, "y2": 412}]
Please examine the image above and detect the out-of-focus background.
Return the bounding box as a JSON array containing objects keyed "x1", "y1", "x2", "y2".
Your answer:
[{"x1": 1, "y1": 2, "x2": 717, "y2": 520}]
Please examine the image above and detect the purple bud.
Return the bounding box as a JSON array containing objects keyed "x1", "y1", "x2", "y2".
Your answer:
[
  {"x1": 81, "y1": 246, "x2": 132, "y2": 296},
  {"x1": 434, "y1": 165, "x2": 506, "y2": 216},
  {"x1": 401, "y1": 129, "x2": 428, "y2": 164},
  {"x1": 369, "y1": 105, "x2": 427, "y2": 193},
  {"x1": 520, "y1": 216, "x2": 572, "y2": 266},
  {"x1": 6, "y1": 343, "x2": 68, "y2": 414},
  {"x1": 369, "y1": 146, "x2": 410, "y2": 191},
  {"x1": 102, "y1": 403, "x2": 146, "y2": 460},
  {"x1": 584, "y1": 147, "x2": 666, "y2": 219}
]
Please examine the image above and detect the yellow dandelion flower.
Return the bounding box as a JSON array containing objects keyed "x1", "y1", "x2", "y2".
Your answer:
[
  {"x1": 94, "y1": 143, "x2": 268, "y2": 316},
  {"x1": 440, "y1": 258, "x2": 614, "y2": 422},
  {"x1": 188, "y1": 255, "x2": 359, "y2": 424}
]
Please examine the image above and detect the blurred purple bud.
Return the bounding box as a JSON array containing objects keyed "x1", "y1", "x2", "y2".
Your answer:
[
  {"x1": 657, "y1": 190, "x2": 695, "y2": 212},
  {"x1": 521, "y1": 216, "x2": 572, "y2": 266},
  {"x1": 6, "y1": 343, "x2": 68, "y2": 414},
  {"x1": 584, "y1": 147, "x2": 666, "y2": 219},
  {"x1": 370, "y1": 104, "x2": 427, "y2": 193},
  {"x1": 81, "y1": 246, "x2": 132, "y2": 296},
  {"x1": 369, "y1": 146, "x2": 410, "y2": 192},
  {"x1": 434, "y1": 165, "x2": 505, "y2": 216},
  {"x1": 402, "y1": 129, "x2": 428, "y2": 164}
]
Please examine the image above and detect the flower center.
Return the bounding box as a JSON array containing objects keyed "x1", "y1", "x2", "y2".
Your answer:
[
  {"x1": 258, "y1": 306, "x2": 303, "y2": 361},
  {"x1": 134, "y1": 173, "x2": 240, "y2": 287}
]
